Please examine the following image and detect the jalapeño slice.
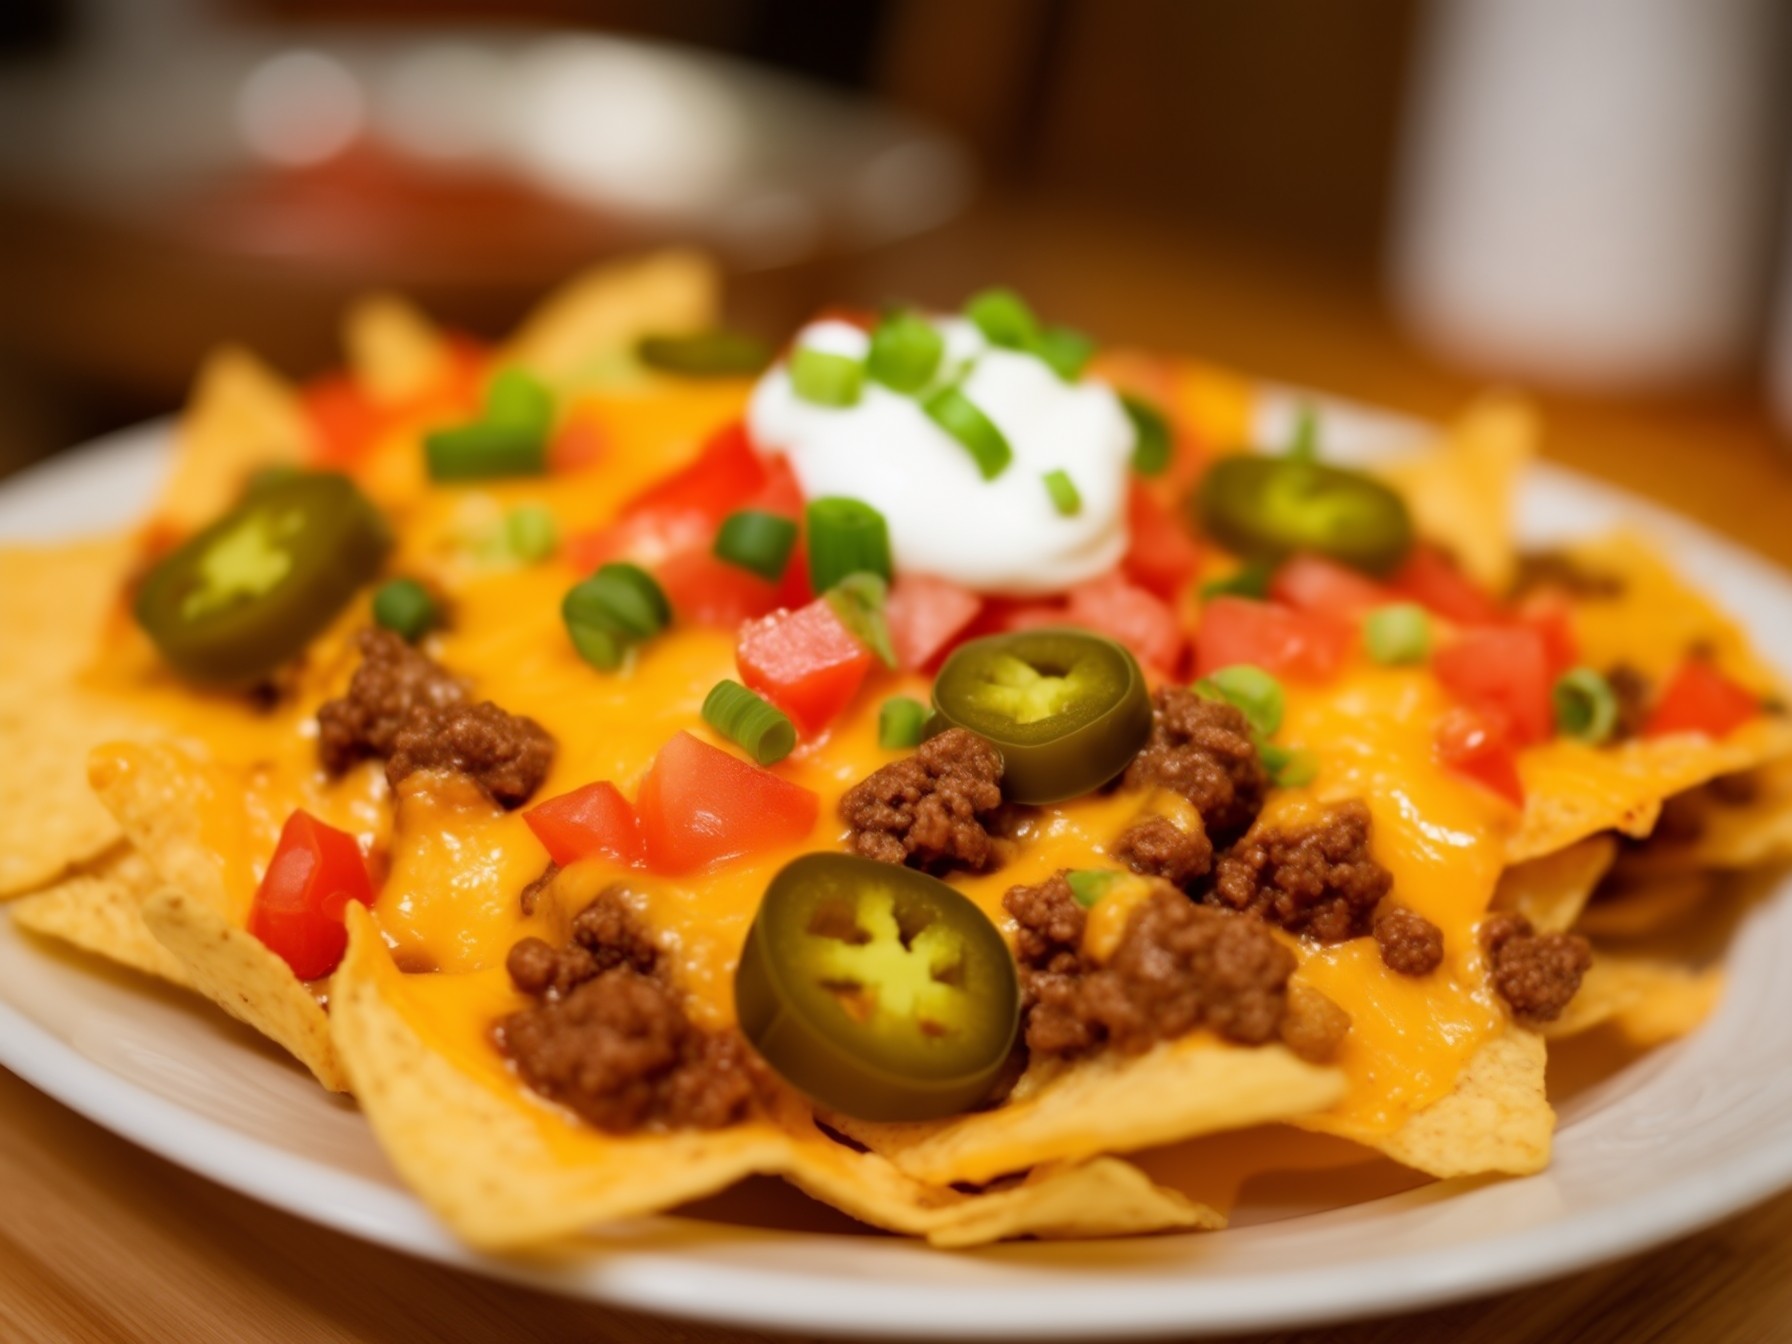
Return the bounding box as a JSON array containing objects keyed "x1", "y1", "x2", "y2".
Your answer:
[
  {"x1": 134, "y1": 471, "x2": 391, "y2": 685},
  {"x1": 1195, "y1": 455, "x2": 1413, "y2": 576},
  {"x1": 930, "y1": 629, "x2": 1152, "y2": 805},
  {"x1": 736, "y1": 854, "x2": 1019, "y2": 1121}
]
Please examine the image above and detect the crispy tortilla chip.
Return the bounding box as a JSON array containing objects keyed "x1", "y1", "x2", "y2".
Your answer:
[
  {"x1": 1493, "y1": 835, "x2": 1617, "y2": 934},
  {"x1": 10, "y1": 845, "x2": 193, "y2": 988},
  {"x1": 86, "y1": 741, "x2": 233, "y2": 915},
  {"x1": 152, "y1": 346, "x2": 310, "y2": 535},
  {"x1": 1542, "y1": 954, "x2": 1721, "y2": 1046},
  {"x1": 345, "y1": 292, "x2": 453, "y2": 405},
  {"x1": 0, "y1": 537, "x2": 132, "y2": 692},
  {"x1": 141, "y1": 886, "x2": 345, "y2": 1091},
  {"x1": 833, "y1": 1037, "x2": 1345, "y2": 1187},
  {"x1": 1378, "y1": 394, "x2": 1536, "y2": 592},
  {"x1": 1620, "y1": 760, "x2": 1792, "y2": 875},
  {"x1": 1577, "y1": 873, "x2": 1714, "y2": 940},
  {"x1": 504, "y1": 249, "x2": 719, "y2": 388}
]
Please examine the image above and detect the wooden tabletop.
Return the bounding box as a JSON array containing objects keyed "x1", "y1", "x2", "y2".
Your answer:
[{"x1": 8, "y1": 195, "x2": 1792, "y2": 1343}]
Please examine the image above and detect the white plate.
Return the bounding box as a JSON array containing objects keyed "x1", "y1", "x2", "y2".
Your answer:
[{"x1": 6, "y1": 415, "x2": 1792, "y2": 1340}]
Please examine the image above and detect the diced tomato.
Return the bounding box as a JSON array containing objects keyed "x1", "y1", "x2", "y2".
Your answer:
[
  {"x1": 565, "y1": 509, "x2": 714, "y2": 574},
  {"x1": 1515, "y1": 591, "x2": 1579, "y2": 678},
  {"x1": 1391, "y1": 545, "x2": 1507, "y2": 626},
  {"x1": 1195, "y1": 598, "x2": 1352, "y2": 682},
  {"x1": 1064, "y1": 571, "x2": 1187, "y2": 674},
  {"x1": 523, "y1": 781, "x2": 645, "y2": 868},
  {"x1": 246, "y1": 810, "x2": 375, "y2": 981},
  {"x1": 1270, "y1": 553, "x2": 1397, "y2": 618},
  {"x1": 737, "y1": 599, "x2": 874, "y2": 735},
  {"x1": 302, "y1": 375, "x2": 385, "y2": 467},
  {"x1": 1122, "y1": 483, "x2": 1202, "y2": 602},
  {"x1": 1433, "y1": 625, "x2": 1553, "y2": 746},
  {"x1": 657, "y1": 548, "x2": 788, "y2": 627},
  {"x1": 627, "y1": 420, "x2": 767, "y2": 523},
  {"x1": 1645, "y1": 659, "x2": 1760, "y2": 739},
  {"x1": 548, "y1": 417, "x2": 608, "y2": 473},
  {"x1": 886, "y1": 573, "x2": 984, "y2": 670},
  {"x1": 746, "y1": 456, "x2": 806, "y2": 520},
  {"x1": 636, "y1": 732, "x2": 819, "y2": 874},
  {"x1": 1435, "y1": 707, "x2": 1525, "y2": 808}
]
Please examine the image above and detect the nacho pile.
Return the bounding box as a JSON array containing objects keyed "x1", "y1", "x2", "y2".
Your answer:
[{"x1": 6, "y1": 252, "x2": 1790, "y2": 1249}]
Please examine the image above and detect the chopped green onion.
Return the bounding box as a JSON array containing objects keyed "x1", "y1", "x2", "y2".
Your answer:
[
  {"x1": 484, "y1": 367, "x2": 554, "y2": 435},
  {"x1": 1123, "y1": 394, "x2": 1171, "y2": 476},
  {"x1": 1043, "y1": 469, "x2": 1082, "y2": 516},
  {"x1": 807, "y1": 497, "x2": 892, "y2": 593},
  {"x1": 1287, "y1": 403, "x2": 1320, "y2": 463},
  {"x1": 562, "y1": 563, "x2": 670, "y2": 671},
  {"x1": 924, "y1": 385, "x2": 1013, "y2": 480},
  {"x1": 790, "y1": 346, "x2": 864, "y2": 408},
  {"x1": 505, "y1": 504, "x2": 559, "y2": 563},
  {"x1": 1201, "y1": 559, "x2": 1273, "y2": 601},
  {"x1": 372, "y1": 578, "x2": 436, "y2": 642},
  {"x1": 424, "y1": 423, "x2": 547, "y2": 481},
  {"x1": 636, "y1": 330, "x2": 772, "y2": 377},
  {"x1": 866, "y1": 311, "x2": 944, "y2": 394},
  {"x1": 702, "y1": 679, "x2": 797, "y2": 765},
  {"x1": 825, "y1": 571, "x2": 898, "y2": 668},
  {"x1": 1032, "y1": 325, "x2": 1094, "y2": 381},
  {"x1": 1197, "y1": 664, "x2": 1285, "y2": 738},
  {"x1": 714, "y1": 510, "x2": 798, "y2": 581},
  {"x1": 1554, "y1": 667, "x2": 1619, "y2": 744},
  {"x1": 1364, "y1": 602, "x2": 1431, "y2": 665},
  {"x1": 1066, "y1": 869, "x2": 1120, "y2": 909},
  {"x1": 965, "y1": 287, "x2": 1038, "y2": 349},
  {"x1": 1261, "y1": 743, "x2": 1318, "y2": 788},
  {"x1": 878, "y1": 696, "x2": 928, "y2": 750}
]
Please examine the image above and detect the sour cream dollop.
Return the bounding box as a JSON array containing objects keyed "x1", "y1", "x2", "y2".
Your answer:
[{"x1": 746, "y1": 318, "x2": 1133, "y2": 595}]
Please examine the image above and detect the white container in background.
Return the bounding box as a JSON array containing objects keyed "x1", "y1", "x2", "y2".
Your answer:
[{"x1": 1393, "y1": 0, "x2": 1780, "y2": 391}]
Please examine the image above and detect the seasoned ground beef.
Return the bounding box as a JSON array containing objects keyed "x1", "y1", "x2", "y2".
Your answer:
[
  {"x1": 1003, "y1": 874, "x2": 1293, "y2": 1059},
  {"x1": 497, "y1": 888, "x2": 762, "y2": 1132},
  {"x1": 1480, "y1": 913, "x2": 1592, "y2": 1024},
  {"x1": 1374, "y1": 905, "x2": 1445, "y2": 977},
  {"x1": 318, "y1": 627, "x2": 554, "y2": 807},
  {"x1": 839, "y1": 728, "x2": 1005, "y2": 872},
  {"x1": 1511, "y1": 550, "x2": 1626, "y2": 600},
  {"x1": 1112, "y1": 814, "x2": 1213, "y2": 888},
  {"x1": 1211, "y1": 800, "x2": 1392, "y2": 942},
  {"x1": 1608, "y1": 662, "x2": 1653, "y2": 741},
  {"x1": 1122, "y1": 689, "x2": 1266, "y2": 846},
  {"x1": 1279, "y1": 983, "x2": 1352, "y2": 1064}
]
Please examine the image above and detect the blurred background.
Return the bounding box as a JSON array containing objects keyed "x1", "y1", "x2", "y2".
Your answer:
[{"x1": 3, "y1": 0, "x2": 1792, "y2": 550}]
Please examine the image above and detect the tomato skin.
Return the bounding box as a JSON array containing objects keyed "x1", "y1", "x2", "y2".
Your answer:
[
  {"x1": 1195, "y1": 597, "x2": 1352, "y2": 682},
  {"x1": 246, "y1": 811, "x2": 375, "y2": 981},
  {"x1": 1435, "y1": 707, "x2": 1525, "y2": 807},
  {"x1": 303, "y1": 375, "x2": 384, "y2": 467},
  {"x1": 1065, "y1": 572, "x2": 1187, "y2": 675},
  {"x1": 737, "y1": 599, "x2": 874, "y2": 735},
  {"x1": 657, "y1": 548, "x2": 787, "y2": 627},
  {"x1": 1122, "y1": 484, "x2": 1202, "y2": 602},
  {"x1": 1270, "y1": 553, "x2": 1396, "y2": 618},
  {"x1": 1391, "y1": 545, "x2": 1507, "y2": 626},
  {"x1": 524, "y1": 781, "x2": 645, "y2": 868},
  {"x1": 548, "y1": 418, "x2": 608, "y2": 473},
  {"x1": 1515, "y1": 591, "x2": 1579, "y2": 678},
  {"x1": 1432, "y1": 625, "x2": 1553, "y2": 746},
  {"x1": 886, "y1": 573, "x2": 984, "y2": 670},
  {"x1": 1645, "y1": 659, "x2": 1760, "y2": 739},
  {"x1": 636, "y1": 732, "x2": 819, "y2": 874}
]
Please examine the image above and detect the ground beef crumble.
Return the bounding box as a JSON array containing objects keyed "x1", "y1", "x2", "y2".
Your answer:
[
  {"x1": 1511, "y1": 550, "x2": 1626, "y2": 600},
  {"x1": 1480, "y1": 912, "x2": 1592, "y2": 1024},
  {"x1": 839, "y1": 728, "x2": 1006, "y2": 872},
  {"x1": 1374, "y1": 905, "x2": 1445, "y2": 977},
  {"x1": 1122, "y1": 689, "x2": 1267, "y2": 846},
  {"x1": 1113, "y1": 814, "x2": 1213, "y2": 888},
  {"x1": 1608, "y1": 662, "x2": 1653, "y2": 742},
  {"x1": 1279, "y1": 983, "x2": 1352, "y2": 1064},
  {"x1": 1003, "y1": 874, "x2": 1294, "y2": 1059},
  {"x1": 497, "y1": 888, "x2": 764, "y2": 1133},
  {"x1": 317, "y1": 627, "x2": 555, "y2": 807},
  {"x1": 1210, "y1": 800, "x2": 1392, "y2": 942}
]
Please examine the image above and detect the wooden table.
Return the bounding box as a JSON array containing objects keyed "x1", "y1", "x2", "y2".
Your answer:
[{"x1": 8, "y1": 196, "x2": 1792, "y2": 1343}]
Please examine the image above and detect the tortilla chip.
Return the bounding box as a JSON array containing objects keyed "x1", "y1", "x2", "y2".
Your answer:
[
  {"x1": 1577, "y1": 873, "x2": 1714, "y2": 940},
  {"x1": 152, "y1": 346, "x2": 310, "y2": 536},
  {"x1": 1621, "y1": 760, "x2": 1792, "y2": 875},
  {"x1": 1542, "y1": 954, "x2": 1721, "y2": 1045},
  {"x1": 504, "y1": 249, "x2": 719, "y2": 388},
  {"x1": 141, "y1": 886, "x2": 345, "y2": 1091},
  {"x1": 1378, "y1": 394, "x2": 1536, "y2": 592},
  {"x1": 86, "y1": 741, "x2": 233, "y2": 915},
  {"x1": 0, "y1": 537, "x2": 132, "y2": 692},
  {"x1": 1493, "y1": 835, "x2": 1617, "y2": 934},
  {"x1": 10, "y1": 845, "x2": 194, "y2": 988},
  {"x1": 833, "y1": 1036, "x2": 1345, "y2": 1187},
  {"x1": 345, "y1": 293, "x2": 453, "y2": 405}
]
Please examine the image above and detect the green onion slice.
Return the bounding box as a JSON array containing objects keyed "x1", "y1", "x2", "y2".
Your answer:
[
  {"x1": 1196, "y1": 664, "x2": 1286, "y2": 738},
  {"x1": 424, "y1": 423, "x2": 547, "y2": 482},
  {"x1": 924, "y1": 385, "x2": 1013, "y2": 480},
  {"x1": 1287, "y1": 403, "x2": 1321, "y2": 463},
  {"x1": 867, "y1": 311, "x2": 945, "y2": 394},
  {"x1": 807, "y1": 497, "x2": 893, "y2": 593},
  {"x1": 562, "y1": 562, "x2": 670, "y2": 670},
  {"x1": 1364, "y1": 602, "x2": 1431, "y2": 666},
  {"x1": 505, "y1": 504, "x2": 559, "y2": 563},
  {"x1": 484, "y1": 367, "x2": 554, "y2": 435},
  {"x1": 965, "y1": 287, "x2": 1038, "y2": 349},
  {"x1": 825, "y1": 571, "x2": 898, "y2": 669},
  {"x1": 703, "y1": 679, "x2": 798, "y2": 765},
  {"x1": 714, "y1": 510, "x2": 799, "y2": 581},
  {"x1": 1123, "y1": 394, "x2": 1172, "y2": 476},
  {"x1": 1201, "y1": 559, "x2": 1274, "y2": 601},
  {"x1": 1260, "y1": 743, "x2": 1318, "y2": 788},
  {"x1": 790, "y1": 346, "x2": 865, "y2": 408},
  {"x1": 1554, "y1": 667, "x2": 1619, "y2": 744},
  {"x1": 1066, "y1": 869, "x2": 1120, "y2": 909},
  {"x1": 1032, "y1": 325, "x2": 1094, "y2": 381},
  {"x1": 636, "y1": 330, "x2": 772, "y2": 377},
  {"x1": 372, "y1": 578, "x2": 437, "y2": 643},
  {"x1": 878, "y1": 696, "x2": 928, "y2": 750},
  {"x1": 1043, "y1": 470, "x2": 1082, "y2": 516}
]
